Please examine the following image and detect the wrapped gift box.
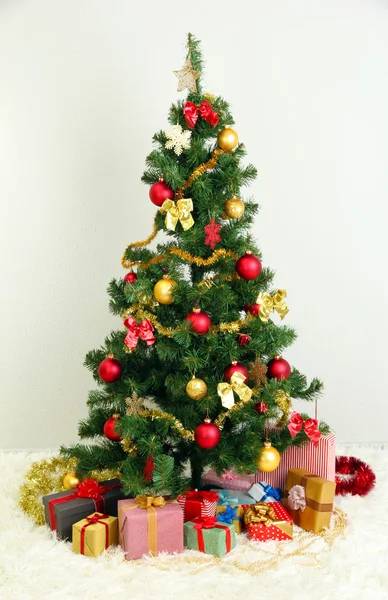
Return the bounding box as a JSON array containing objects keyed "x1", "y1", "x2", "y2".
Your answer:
[
  {"x1": 202, "y1": 469, "x2": 254, "y2": 491},
  {"x1": 72, "y1": 512, "x2": 118, "y2": 557},
  {"x1": 216, "y1": 504, "x2": 245, "y2": 534},
  {"x1": 42, "y1": 478, "x2": 125, "y2": 541},
  {"x1": 184, "y1": 517, "x2": 236, "y2": 557},
  {"x1": 213, "y1": 488, "x2": 255, "y2": 506},
  {"x1": 244, "y1": 501, "x2": 293, "y2": 541},
  {"x1": 284, "y1": 468, "x2": 336, "y2": 533},
  {"x1": 248, "y1": 482, "x2": 282, "y2": 503},
  {"x1": 255, "y1": 433, "x2": 336, "y2": 490},
  {"x1": 118, "y1": 496, "x2": 184, "y2": 559},
  {"x1": 177, "y1": 490, "x2": 218, "y2": 522}
]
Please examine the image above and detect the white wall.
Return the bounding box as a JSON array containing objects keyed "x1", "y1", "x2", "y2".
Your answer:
[{"x1": 1, "y1": 0, "x2": 387, "y2": 449}]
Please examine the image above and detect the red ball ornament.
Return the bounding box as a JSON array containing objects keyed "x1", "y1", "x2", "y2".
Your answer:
[
  {"x1": 236, "y1": 251, "x2": 262, "y2": 280},
  {"x1": 267, "y1": 355, "x2": 291, "y2": 380},
  {"x1": 244, "y1": 303, "x2": 260, "y2": 317},
  {"x1": 124, "y1": 271, "x2": 137, "y2": 284},
  {"x1": 98, "y1": 355, "x2": 123, "y2": 383},
  {"x1": 103, "y1": 414, "x2": 122, "y2": 441},
  {"x1": 223, "y1": 361, "x2": 249, "y2": 382},
  {"x1": 194, "y1": 419, "x2": 221, "y2": 449},
  {"x1": 185, "y1": 308, "x2": 211, "y2": 334},
  {"x1": 149, "y1": 179, "x2": 175, "y2": 207}
]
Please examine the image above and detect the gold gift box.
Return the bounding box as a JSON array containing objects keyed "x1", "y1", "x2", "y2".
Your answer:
[
  {"x1": 216, "y1": 505, "x2": 244, "y2": 534},
  {"x1": 284, "y1": 468, "x2": 336, "y2": 534},
  {"x1": 72, "y1": 513, "x2": 118, "y2": 557}
]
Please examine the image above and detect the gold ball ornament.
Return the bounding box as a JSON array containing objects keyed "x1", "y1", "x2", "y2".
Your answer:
[
  {"x1": 186, "y1": 376, "x2": 208, "y2": 400},
  {"x1": 257, "y1": 441, "x2": 281, "y2": 472},
  {"x1": 217, "y1": 127, "x2": 239, "y2": 152},
  {"x1": 153, "y1": 275, "x2": 177, "y2": 305},
  {"x1": 63, "y1": 472, "x2": 79, "y2": 490},
  {"x1": 224, "y1": 198, "x2": 245, "y2": 219}
]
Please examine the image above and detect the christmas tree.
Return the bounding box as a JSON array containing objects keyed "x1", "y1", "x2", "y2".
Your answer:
[{"x1": 61, "y1": 34, "x2": 329, "y2": 495}]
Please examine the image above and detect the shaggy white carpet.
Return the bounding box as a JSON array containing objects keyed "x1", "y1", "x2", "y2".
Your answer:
[{"x1": 0, "y1": 446, "x2": 387, "y2": 600}]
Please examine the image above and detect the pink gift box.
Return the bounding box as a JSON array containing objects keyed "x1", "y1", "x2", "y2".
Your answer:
[
  {"x1": 118, "y1": 498, "x2": 184, "y2": 560},
  {"x1": 202, "y1": 469, "x2": 255, "y2": 492}
]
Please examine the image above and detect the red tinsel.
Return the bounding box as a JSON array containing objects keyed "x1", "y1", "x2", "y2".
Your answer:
[{"x1": 335, "y1": 456, "x2": 376, "y2": 497}]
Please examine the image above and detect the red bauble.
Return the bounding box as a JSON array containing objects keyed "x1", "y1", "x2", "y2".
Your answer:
[
  {"x1": 237, "y1": 333, "x2": 251, "y2": 346},
  {"x1": 149, "y1": 179, "x2": 175, "y2": 207},
  {"x1": 194, "y1": 419, "x2": 221, "y2": 449},
  {"x1": 236, "y1": 251, "x2": 262, "y2": 280},
  {"x1": 98, "y1": 356, "x2": 123, "y2": 383},
  {"x1": 245, "y1": 303, "x2": 260, "y2": 317},
  {"x1": 186, "y1": 308, "x2": 211, "y2": 334},
  {"x1": 223, "y1": 361, "x2": 249, "y2": 382},
  {"x1": 267, "y1": 356, "x2": 291, "y2": 380},
  {"x1": 103, "y1": 415, "x2": 122, "y2": 441},
  {"x1": 124, "y1": 271, "x2": 137, "y2": 284}
]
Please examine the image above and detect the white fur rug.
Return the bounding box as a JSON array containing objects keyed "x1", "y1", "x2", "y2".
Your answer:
[{"x1": 0, "y1": 446, "x2": 387, "y2": 600}]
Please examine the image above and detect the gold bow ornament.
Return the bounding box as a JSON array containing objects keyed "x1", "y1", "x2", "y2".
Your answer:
[
  {"x1": 256, "y1": 289, "x2": 289, "y2": 323},
  {"x1": 217, "y1": 372, "x2": 252, "y2": 409},
  {"x1": 160, "y1": 199, "x2": 194, "y2": 231}
]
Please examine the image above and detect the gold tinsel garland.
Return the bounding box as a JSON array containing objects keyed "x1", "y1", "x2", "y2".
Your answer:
[
  {"x1": 175, "y1": 148, "x2": 225, "y2": 200},
  {"x1": 138, "y1": 408, "x2": 195, "y2": 441},
  {"x1": 122, "y1": 247, "x2": 237, "y2": 271},
  {"x1": 121, "y1": 215, "x2": 160, "y2": 269},
  {"x1": 274, "y1": 389, "x2": 292, "y2": 428}
]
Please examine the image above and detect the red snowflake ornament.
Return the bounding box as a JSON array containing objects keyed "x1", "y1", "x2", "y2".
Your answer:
[{"x1": 204, "y1": 219, "x2": 221, "y2": 250}]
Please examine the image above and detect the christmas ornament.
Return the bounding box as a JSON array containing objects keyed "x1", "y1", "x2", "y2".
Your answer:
[
  {"x1": 103, "y1": 415, "x2": 122, "y2": 441},
  {"x1": 236, "y1": 251, "x2": 262, "y2": 280},
  {"x1": 165, "y1": 124, "x2": 192, "y2": 155},
  {"x1": 217, "y1": 371, "x2": 252, "y2": 409},
  {"x1": 121, "y1": 437, "x2": 138, "y2": 455},
  {"x1": 160, "y1": 198, "x2": 194, "y2": 231},
  {"x1": 237, "y1": 333, "x2": 251, "y2": 346},
  {"x1": 267, "y1": 356, "x2": 291, "y2": 380},
  {"x1": 223, "y1": 361, "x2": 248, "y2": 382},
  {"x1": 254, "y1": 402, "x2": 268, "y2": 414},
  {"x1": 186, "y1": 308, "x2": 211, "y2": 334},
  {"x1": 244, "y1": 303, "x2": 260, "y2": 317},
  {"x1": 194, "y1": 419, "x2": 221, "y2": 449},
  {"x1": 63, "y1": 472, "x2": 79, "y2": 490},
  {"x1": 173, "y1": 58, "x2": 201, "y2": 93},
  {"x1": 217, "y1": 127, "x2": 239, "y2": 152},
  {"x1": 257, "y1": 441, "x2": 281, "y2": 472},
  {"x1": 224, "y1": 197, "x2": 245, "y2": 219},
  {"x1": 288, "y1": 411, "x2": 321, "y2": 446},
  {"x1": 123, "y1": 316, "x2": 155, "y2": 350},
  {"x1": 184, "y1": 100, "x2": 219, "y2": 129},
  {"x1": 248, "y1": 358, "x2": 267, "y2": 388},
  {"x1": 204, "y1": 219, "x2": 221, "y2": 250},
  {"x1": 154, "y1": 275, "x2": 178, "y2": 305},
  {"x1": 335, "y1": 456, "x2": 376, "y2": 497},
  {"x1": 186, "y1": 376, "x2": 208, "y2": 400},
  {"x1": 149, "y1": 179, "x2": 175, "y2": 207},
  {"x1": 256, "y1": 290, "x2": 289, "y2": 323},
  {"x1": 143, "y1": 456, "x2": 155, "y2": 482},
  {"x1": 98, "y1": 355, "x2": 123, "y2": 383},
  {"x1": 124, "y1": 271, "x2": 137, "y2": 284},
  {"x1": 274, "y1": 390, "x2": 292, "y2": 428},
  {"x1": 125, "y1": 392, "x2": 144, "y2": 416}
]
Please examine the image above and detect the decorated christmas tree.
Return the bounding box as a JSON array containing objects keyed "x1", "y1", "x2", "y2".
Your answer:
[{"x1": 61, "y1": 34, "x2": 330, "y2": 495}]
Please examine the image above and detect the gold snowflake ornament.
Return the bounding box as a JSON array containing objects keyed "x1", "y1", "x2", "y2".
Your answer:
[
  {"x1": 125, "y1": 392, "x2": 144, "y2": 416},
  {"x1": 165, "y1": 124, "x2": 191, "y2": 155},
  {"x1": 173, "y1": 58, "x2": 201, "y2": 93}
]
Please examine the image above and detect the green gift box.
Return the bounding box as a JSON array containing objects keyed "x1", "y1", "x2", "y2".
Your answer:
[{"x1": 184, "y1": 517, "x2": 236, "y2": 557}]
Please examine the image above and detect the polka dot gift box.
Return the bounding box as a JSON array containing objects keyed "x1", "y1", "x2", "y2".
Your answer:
[{"x1": 244, "y1": 501, "x2": 293, "y2": 541}]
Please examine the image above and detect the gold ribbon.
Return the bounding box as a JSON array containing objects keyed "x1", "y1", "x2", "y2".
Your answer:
[
  {"x1": 257, "y1": 289, "x2": 289, "y2": 323},
  {"x1": 244, "y1": 502, "x2": 277, "y2": 526},
  {"x1": 217, "y1": 372, "x2": 252, "y2": 409},
  {"x1": 160, "y1": 199, "x2": 194, "y2": 231},
  {"x1": 135, "y1": 494, "x2": 166, "y2": 509},
  {"x1": 119, "y1": 494, "x2": 167, "y2": 556}
]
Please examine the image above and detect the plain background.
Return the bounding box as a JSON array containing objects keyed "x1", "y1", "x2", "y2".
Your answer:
[{"x1": 1, "y1": 0, "x2": 387, "y2": 449}]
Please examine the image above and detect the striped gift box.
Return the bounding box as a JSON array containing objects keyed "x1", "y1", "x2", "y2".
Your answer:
[
  {"x1": 255, "y1": 433, "x2": 336, "y2": 491},
  {"x1": 177, "y1": 490, "x2": 218, "y2": 522}
]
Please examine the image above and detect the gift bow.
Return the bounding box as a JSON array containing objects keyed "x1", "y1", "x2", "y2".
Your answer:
[
  {"x1": 124, "y1": 315, "x2": 155, "y2": 350},
  {"x1": 217, "y1": 372, "x2": 252, "y2": 409},
  {"x1": 184, "y1": 489, "x2": 220, "y2": 503},
  {"x1": 221, "y1": 469, "x2": 237, "y2": 481},
  {"x1": 256, "y1": 289, "x2": 289, "y2": 323},
  {"x1": 74, "y1": 479, "x2": 110, "y2": 499},
  {"x1": 287, "y1": 485, "x2": 306, "y2": 511},
  {"x1": 193, "y1": 516, "x2": 217, "y2": 530},
  {"x1": 85, "y1": 512, "x2": 110, "y2": 525},
  {"x1": 244, "y1": 502, "x2": 277, "y2": 526},
  {"x1": 184, "y1": 100, "x2": 219, "y2": 129},
  {"x1": 287, "y1": 411, "x2": 321, "y2": 447},
  {"x1": 257, "y1": 482, "x2": 282, "y2": 502},
  {"x1": 135, "y1": 494, "x2": 166, "y2": 509},
  {"x1": 217, "y1": 505, "x2": 238, "y2": 524},
  {"x1": 160, "y1": 199, "x2": 194, "y2": 232},
  {"x1": 217, "y1": 491, "x2": 239, "y2": 505}
]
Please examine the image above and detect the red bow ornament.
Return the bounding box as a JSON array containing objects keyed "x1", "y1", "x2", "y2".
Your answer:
[
  {"x1": 74, "y1": 479, "x2": 109, "y2": 499},
  {"x1": 184, "y1": 100, "x2": 219, "y2": 129},
  {"x1": 287, "y1": 411, "x2": 321, "y2": 447},
  {"x1": 124, "y1": 316, "x2": 155, "y2": 350}
]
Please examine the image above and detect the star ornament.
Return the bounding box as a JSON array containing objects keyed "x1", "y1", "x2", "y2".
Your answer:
[
  {"x1": 173, "y1": 58, "x2": 201, "y2": 94},
  {"x1": 165, "y1": 124, "x2": 191, "y2": 156},
  {"x1": 204, "y1": 219, "x2": 221, "y2": 250}
]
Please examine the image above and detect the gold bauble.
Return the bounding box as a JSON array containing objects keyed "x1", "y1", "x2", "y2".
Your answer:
[
  {"x1": 186, "y1": 376, "x2": 208, "y2": 400},
  {"x1": 153, "y1": 276, "x2": 177, "y2": 305},
  {"x1": 217, "y1": 127, "x2": 239, "y2": 152},
  {"x1": 63, "y1": 472, "x2": 79, "y2": 490},
  {"x1": 257, "y1": 441, "x2": 281, "y2": 472},
  {"x1": 224, "y1": 198, "x2": 245, "y2": 219}
]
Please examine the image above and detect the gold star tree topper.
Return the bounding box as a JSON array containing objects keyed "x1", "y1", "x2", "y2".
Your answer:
[{"x1": 173, "y1": 58, "x2": 201, "y2": 93}]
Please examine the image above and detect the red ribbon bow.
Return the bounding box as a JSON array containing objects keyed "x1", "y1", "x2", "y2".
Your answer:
[
  {"x1": 287, "y1": 411, "x2": 321, "y2": 447},
  {"x1": 80, "y1": 513, "x2": 110, "y2": 555},
  {"x1": 193, "y1": 516, "x2": 217, "y2": 530},
  {"x1": 184, "y1": 489, "x2": 219, "y2": 503},
  {"x1": 184, "y1": 100, "x2": 219, "y2": 129},
  {"x1": 124, "y1": 316, "x2": 156, "y2": 350},
  {"x1": 74, "y1": 479, "x2": 108, "y2": 499}
]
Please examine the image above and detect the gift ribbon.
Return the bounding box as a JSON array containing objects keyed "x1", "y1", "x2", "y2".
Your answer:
[
  {"x1": 192, "y1": 517, "x2": 231, "y2": 553},
  {"x1": 216, "y1": 491, "x2": 239, "y2": 506},
  {"x1": 286, "y1": 475, "x2": 333, "y2": 514},
  {"x1": 217, "y1": 372, "x2": 252, "y2": 409},
  {"x1": 216, "y1": 505, "x2": 239, "y2": 524},
  {"x1": 124, "y1": 316, "x2": 155, "y2": 350},
  {"x1": 118, "y1": 494, "x2": 170, "y2": 556},
  {"x1": 80, "y1": 513, "x2": 110, "y2": 555},
  {"x1": 160, "y1": 198, "x2": 194, "y2": 232},
  {"x1": 287, "y1": 411, "x2": 321, "y2": 447},
  {"x1": 184, "y1": 100, "x2": 219, "y2": 129},
  {"x1": 220, "y1": 469, "x2": 237, "y2": 481},
  {"x1": 244, "y1": 502, "x2": 292, "y2": 538},
  {"x1": 256, "y1": 289, "x2": 289, "y2": 323},
  {"x1": 177, "y1": 490, "x2": 219, "y2": 523},
  {"x1": 255, "y1": 482, "x2": 282, "y2": 502}
]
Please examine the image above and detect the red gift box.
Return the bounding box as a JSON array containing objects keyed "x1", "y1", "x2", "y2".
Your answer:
[
  {"x1": 177, "y1": 490, "x2": 218, "y2": 522},
  {"x1": 244, "y1": 501, "x2": 293, "y2": 541}
]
